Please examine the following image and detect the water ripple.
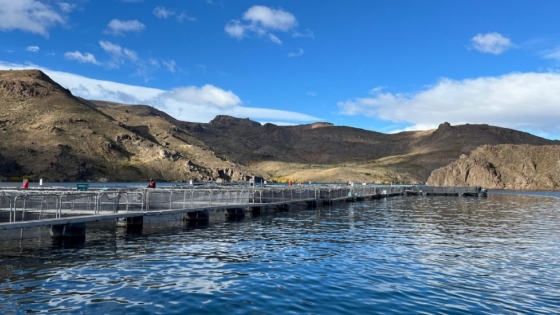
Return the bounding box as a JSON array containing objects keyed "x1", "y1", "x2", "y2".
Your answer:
[{"x1": 1, "y1": 194, "x2": 560, "y2": 314}]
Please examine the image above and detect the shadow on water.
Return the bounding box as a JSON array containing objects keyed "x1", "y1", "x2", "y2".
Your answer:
[
  {"x1": 225, "y1": 208, "x2": 246, "y2": 222},
  {"x1": 116, "y1": 225, "x2": 144, "y2": 235},
  {"x1": 50, "y1": 236, "x2": 86, "y2": 250},
  {"x1": 183, "y1": 219, "x2": 210, "y2": 230}
]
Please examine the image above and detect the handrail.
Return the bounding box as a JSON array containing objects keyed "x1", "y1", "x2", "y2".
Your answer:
[{"x1": 0, "y1": 185, "x2": 484, "y2": 227}]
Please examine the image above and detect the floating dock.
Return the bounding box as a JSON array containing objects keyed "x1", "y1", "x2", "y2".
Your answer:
[{"x1": 0, "y1": 185, "x2": 486, "y2": 239}]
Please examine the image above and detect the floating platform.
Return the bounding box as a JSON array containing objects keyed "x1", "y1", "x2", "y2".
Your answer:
[{"x1": 0, "y1": 185, "x2": 486, "y2": 238}]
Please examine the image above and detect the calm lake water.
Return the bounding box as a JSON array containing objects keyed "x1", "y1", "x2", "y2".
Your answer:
[{"x1": 1, "y1": 191, "x2": 560, "y2": 314}]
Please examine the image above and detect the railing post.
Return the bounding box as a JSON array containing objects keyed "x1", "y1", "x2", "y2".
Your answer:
[
  {"x1": 13, "y1": 195, "x2": 19, "y2": 222},
  {"x1": 124, "y1": 192, "x2": 129, "y2": 212},
  {"x1": 22, "y1": 196, "x2": 27, "y2": 222},
  {"x1": 114, "y1": 192, "x2": 119, "y2": 213},
  {"x1": 146, "y1": 190, "x2": 150, "y2": 212},
  {"x1": 190, "y1": 189, "x2": 194, "y2": 208},
  {"x1": 169, "y1": 190, "x2": 173, "y2": 210},
  {"x1": 57, "y1": 194, "x2": 62, "y2": 218}
]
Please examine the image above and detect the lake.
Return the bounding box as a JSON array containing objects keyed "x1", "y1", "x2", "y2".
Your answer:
[{"x1": 1, "y1": 191, "x2": 559, "y2": 314}]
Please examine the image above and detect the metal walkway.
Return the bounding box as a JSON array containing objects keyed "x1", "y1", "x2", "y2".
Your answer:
[{"x1": 0, "y1": 185, "x2": 485, "y2": 232}]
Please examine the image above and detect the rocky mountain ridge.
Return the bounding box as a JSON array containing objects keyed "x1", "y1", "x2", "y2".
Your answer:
[
  {"x1": 1, "y1": 69, "x2": 559, "y2": 187},
  {"x1": 185, "y1": 119, "x2": 558, "y2": 183},
  {"x1": 0, "y1": 69, "x2": 256, "y2": 182}
]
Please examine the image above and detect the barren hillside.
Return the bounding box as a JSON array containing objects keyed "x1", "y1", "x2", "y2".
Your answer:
[
  {"x1": 427, "y1": 144, "x2": 560, "y2": 190},
  {"x1": 0, "y1": 70, "x2": 256, "y2": 182}
]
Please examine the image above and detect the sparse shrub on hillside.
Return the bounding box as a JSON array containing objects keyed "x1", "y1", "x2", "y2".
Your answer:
[{"x1": 9, "y1": 175, "x2": 32, "y2": 182}]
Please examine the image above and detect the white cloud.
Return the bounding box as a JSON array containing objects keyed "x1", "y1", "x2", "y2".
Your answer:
[
  {"x1": 99, "y1": 40, "x2": 138, "y2": 67},
  {"x1": 269, "y1": 34, "x2": 282, "y2": 45},
  {"x1": 225, "y1": 5, "x2": 301, "y2": 44},
  {"x1": 307, "y1": 91, "x2": 316, "y2": 96},
  {"x1": 369, "y1": 86, "x2": 385, "y2": 94},
  {"x1": 288, "y1": 48, "x2": 304, "y2": 57},
  {"x1": 0, "y1": 61, "x2": 320, "y2": 124},
  {"x1": 224, "y1": 20, "x2": 245, "y2": 39},
  {"x1": 165, "y1": 85, "x2": 241, "y2": 109},
  {"x1": 0, "y1": 0, "x2": 65, "y2": 37},
  {"x1": 471, "y1": 32, "x2": 512, "y2": 55},
  {"x1": 95, "y1": 41, "x2": 175, "y2": 79},
  {"x1": 153, "y1": 6, "x2": 174, "y2": 19},
  {"x1": 542, "y1": 46, "x2": 560, "y2": 61},
  {"x1": 175, "y1": 12, "x2": 197, "y2": 22},
  {"x1": 58, "y1": 2, "x2": 77, "y2": 13},
  {"x1": 243, "y1": 5, "x2": 297, "y2": 31},
  {"x1": 338, "y1": 72, "x2": 560, "y2": 137},
  {"x1": 26, "y1": 46, "x2": 40, "y2": 52},
  {"x1": 292, "y1": 29, "x2": 314, "y2": 38},
  {"x1": 162, "y1": 60, "x2": 176, "y2": 73},
  {"x1": 153, "y1": 6, "x2": 196, "y2": 22},
  {"x1": 226, "y1": 107, "x2": 317, "y2": 122},
  {"x1": 64, "y1": 51, "x2": 100, "y2": 65},
  {"x1": 105, "y1": 19, "x2": 145, "y2": 35},
  {"x1": 99, "y1": 40, "x2": 124, "y2": 56}
]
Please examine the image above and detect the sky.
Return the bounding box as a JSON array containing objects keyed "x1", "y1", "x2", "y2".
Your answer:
[{"x1": 1, "y1": 0, "x2": 560, "y2": 139}]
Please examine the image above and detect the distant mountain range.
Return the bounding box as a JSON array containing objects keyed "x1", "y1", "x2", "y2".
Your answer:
[{"x1": 1, "y1": 69, "x2": 559, "y2": 188}]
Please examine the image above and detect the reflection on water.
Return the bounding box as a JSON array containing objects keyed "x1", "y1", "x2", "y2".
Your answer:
[{"x1": 1, "y1": 193, "x2": 560, "y2": 314}]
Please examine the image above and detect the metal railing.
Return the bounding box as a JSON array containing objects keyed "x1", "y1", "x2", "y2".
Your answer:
[{"x1": 0, "y1": 185, "x2": 481, "y2": 224}]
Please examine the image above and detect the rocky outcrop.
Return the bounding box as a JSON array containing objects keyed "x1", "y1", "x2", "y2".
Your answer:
[
  {"x1": 427, "y1": 144, "x2": 560, "y2": 190},
  {"x1": 210, "y1": 115, "x2": 261, "y2": 127},
  {"x1": 0, "y1": 70, "x2": 71, "y2": 98}
]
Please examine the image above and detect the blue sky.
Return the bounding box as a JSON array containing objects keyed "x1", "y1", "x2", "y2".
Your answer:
[{"x1": 1, "y1": 0, "x2": 560, "y2": 139}]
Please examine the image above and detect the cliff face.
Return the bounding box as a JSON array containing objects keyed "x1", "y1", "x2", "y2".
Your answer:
[{"x1": 427, "y1": 144, "x2": 560, "y2": 190}]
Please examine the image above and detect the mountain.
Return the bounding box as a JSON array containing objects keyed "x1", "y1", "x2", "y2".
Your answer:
[
  {"x1": 184, "y1": 119, "x2": 558, "y2": 183},
  {"x1": 426, "y1": 144, "x2": 560, "y2": 190},
  {"x1": 1, "y1": 69, "x2": 558, "y2": 185},
  {"x1": 0, "y1": 69, "x2": 255, "y2": 182}
]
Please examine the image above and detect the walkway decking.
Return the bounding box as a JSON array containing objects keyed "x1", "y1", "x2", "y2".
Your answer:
[{"x1": 0, "y1": 185, "x2": 486, "y2": 234}]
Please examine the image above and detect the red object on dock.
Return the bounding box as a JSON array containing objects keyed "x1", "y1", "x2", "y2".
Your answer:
[{"x1": 22, "y1": 179, "x2": 29, "y2": 189}]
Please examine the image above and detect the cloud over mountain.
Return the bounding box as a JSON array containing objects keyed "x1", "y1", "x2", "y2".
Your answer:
[
  {"x1": 338, "y1": 72, "x2": 560, "y2": 137},
  {"x1": 0, "y1": 62, "x2": 320, "y2": 125}
]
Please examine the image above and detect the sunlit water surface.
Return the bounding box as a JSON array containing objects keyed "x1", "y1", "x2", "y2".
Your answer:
[{"x1": 1, "y1": 192, "x2": 560, "y2": 314}]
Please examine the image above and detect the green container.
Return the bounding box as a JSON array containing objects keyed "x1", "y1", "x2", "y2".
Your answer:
[{"x1": 76, "y1": 184, "x2": 89, "y2": 191}]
